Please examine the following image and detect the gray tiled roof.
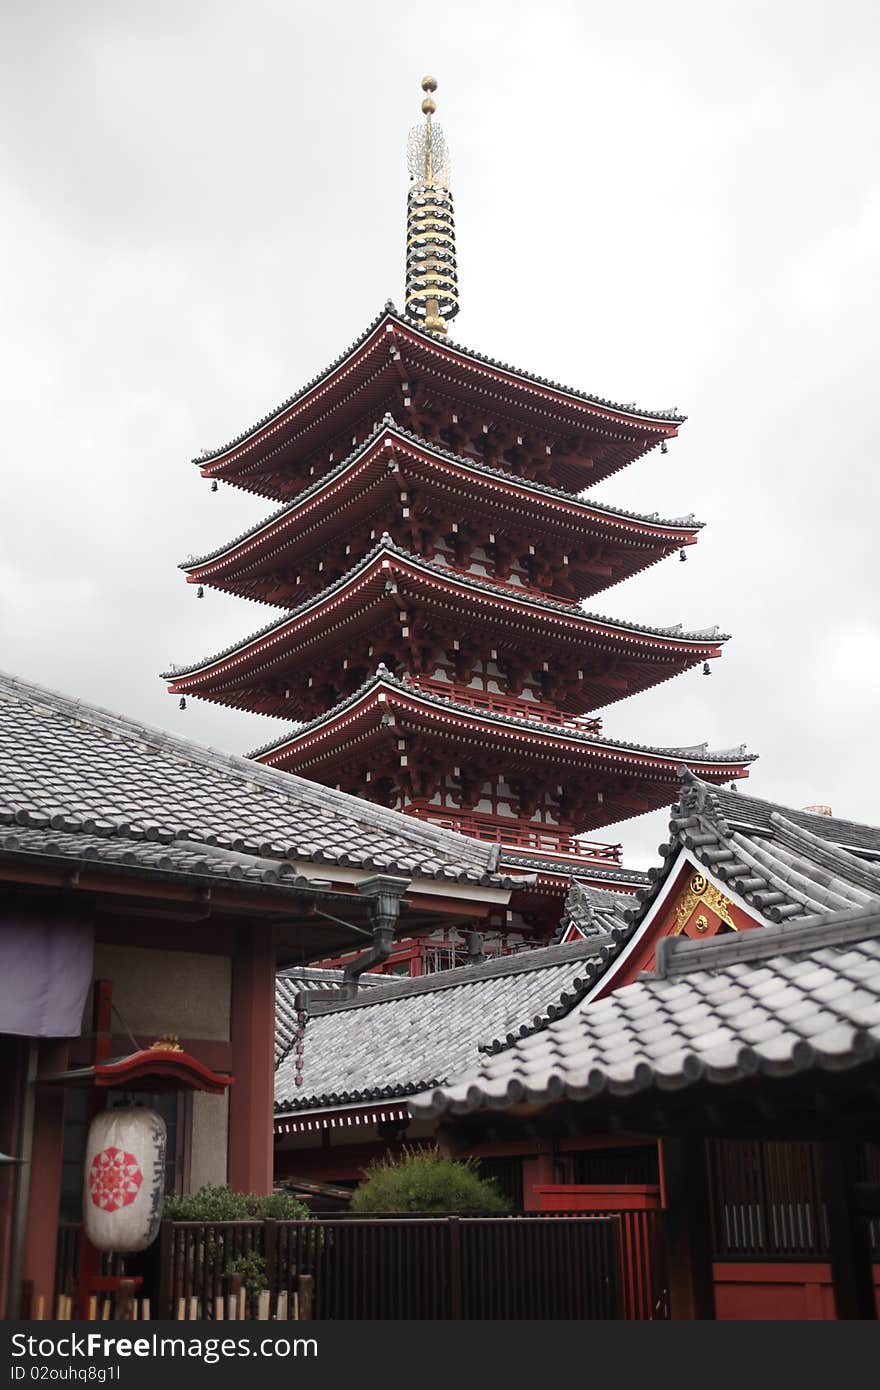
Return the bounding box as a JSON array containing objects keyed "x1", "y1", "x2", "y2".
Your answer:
[
  {"x1": 699, "y1": 783, "x2": 880, "y2": 858},
  {"x1": 0, "y1": 822, "x2": 314, "y2": 893},
  {"x1": 464, "y1": 775, "x2": 880, "y2": 1055},
  {"x1": 166, "y1": 536, "x2": 727, "y2": 681},
  {"x1": 652, "y1": 773, "x2": 880, "y2": 925},
  {"x1": 196, "y1": 307, "x2": 684, "y2": 467},
  {"x1": 275, "y1": 967, "x2": 386, "y2": 1066},
  {"x1": 413, "y1": 906, "x2": 880, "y2": 1116},
  {"x1": 0, "y1": 670, "x2": 517, "y2": 887},
  {"x1": 558, "y1": 882, "x2": 633, "y2": 939},
  {"x1": 184, "y1": 417, "x2": 702, "y2": 571},
  {"x1": 274, "y1": 937, "x2": 610, "y2": 1114},
  {"x1": 250, "y1": 666, "x2": 754, "y2": 767}
]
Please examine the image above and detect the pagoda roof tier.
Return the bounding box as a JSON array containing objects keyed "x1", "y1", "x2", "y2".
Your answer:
[
  {"x1": 182, "y1": 419, "x2": 702, "y2": 606},
  {"x1": 165, "y1": 540, "x2": 728, "y2": 719},
  {"x1": 249, "y1": 669, "x2": 755, "y2": 832},
  {"x1": 195, "y1": 307, "x2": 684, "y2": 499}
]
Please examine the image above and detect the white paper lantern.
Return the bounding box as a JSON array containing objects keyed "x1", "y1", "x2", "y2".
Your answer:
[{"x1": 83, "y1": 1106, "x2": 167, "y2": 1252}]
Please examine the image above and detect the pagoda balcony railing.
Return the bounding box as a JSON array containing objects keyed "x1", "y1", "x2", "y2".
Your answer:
[
  {"x1": 404, "y1": 805, "x2": 623, "y2": 865},
  {"x1": 406, "y1": 677, "x2": 602, "y2": 735}
]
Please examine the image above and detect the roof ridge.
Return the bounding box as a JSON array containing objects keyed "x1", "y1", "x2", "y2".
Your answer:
[
  {"x1": 687, "y1": 778, "x2": 880, "y2": 853},
  {"x1": 301, "y1": 936, "x2": 612, "y2": 1016}
]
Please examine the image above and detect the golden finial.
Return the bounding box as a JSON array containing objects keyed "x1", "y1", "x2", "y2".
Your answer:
[
  {"x1": 404, "y1": 76, "x2": 459, "y2": 336},
  {"x1": 421, "y1": 75, "x2": 437, "y2": 117}
]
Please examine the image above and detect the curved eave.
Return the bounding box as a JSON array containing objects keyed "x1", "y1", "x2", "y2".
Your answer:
[
  {"x1": 251, "y1": 677, "x2": 755, "y2": 780},
  {"x1": 181, "y1": 421, "x2": 703, "y2": 585},
  {"x1": 195, "y1": 309, "x2": 684, "y2": 483},
  {"x1": 164, "y1": 545, "x2": 729, "y2": 694},
  {"x1": 43, "y1": 1050, "x2": 232, "y2": 1095}
]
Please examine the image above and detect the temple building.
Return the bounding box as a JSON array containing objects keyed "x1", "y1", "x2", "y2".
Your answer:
[
  {"x1": 0, "y1": 668, "x2": 520, "y2": 1317},
  {"x1": 166, "y1": 78, "x2": 754, "y2": 968},
  {"x1": 274, "y1": 775, "x2": 880, "y2": 1319}
]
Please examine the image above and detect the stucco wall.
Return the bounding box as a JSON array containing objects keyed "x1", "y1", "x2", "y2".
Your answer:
[
  {"x1": 190, "y1": 1091, "x2": 229, "y2": 1190},
  {"x1": 91, "y1": 943, "x2": 232, "y2": 1193},
  {"x1": 92, "y1": 944, "x2": 231, "y2": 1041}
]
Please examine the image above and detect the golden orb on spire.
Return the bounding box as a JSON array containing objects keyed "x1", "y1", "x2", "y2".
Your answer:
[{"x1": 421, "y1": 75, "x2": 437, "y2": 115}]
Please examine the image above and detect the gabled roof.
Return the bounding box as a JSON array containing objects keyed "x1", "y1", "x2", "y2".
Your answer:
[
  {"x1": 0, "y1": 670, "x2": 518, "y2": 888},
  {"x1": 412, "y1": 905, "x2": 880, "y2": 1118},
  {"x1": 648, "y1": 773, "x2": 880, "y2": 924},
  {"x1": 183, "y1": 417, "x2": 702, "y2": 579},
  {"x1": 440, "y1": 775, "x2": 880, "y2": 1055},
  {"x1": 165, "y1": 537, "x2": 728, "y2": 694},
  {"x1": 197, "y1": 306, "x2": 684, "y2": 479},
  {"x1": 274, "y1": 936, "x2": 612, "y2": 1117}
]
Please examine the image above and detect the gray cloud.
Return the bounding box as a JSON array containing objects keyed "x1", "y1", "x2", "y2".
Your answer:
[{"x1": 1, "y1": 0, "x2": 877, "y2": 869}]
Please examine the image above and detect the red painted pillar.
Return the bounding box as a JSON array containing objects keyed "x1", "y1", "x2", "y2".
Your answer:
[
  {"x1": 228, "y1": 925, "x2": 275, "y2": 1194},
  {"x1": 22, "y1": 1041, "x2": 68, "y2": 1316}
]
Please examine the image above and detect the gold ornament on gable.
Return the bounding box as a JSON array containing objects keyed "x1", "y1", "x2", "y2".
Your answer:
[{"x1": 671, "y1": 871, "x2": 737, "y2": 935}]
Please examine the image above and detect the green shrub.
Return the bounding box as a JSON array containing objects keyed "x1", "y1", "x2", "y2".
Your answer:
[
  {"x1": 350, "y1": 1147, "x2": 509, "y2": 1214},
  {"x1": 163, "y1": 1184, "x2": 309, "y2": 1222},
  {"x1": 224, "y1": 1251, "x2": 268, "y2": 1301}
]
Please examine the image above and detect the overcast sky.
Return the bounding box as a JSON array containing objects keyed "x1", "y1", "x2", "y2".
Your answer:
[{"x1": 1, "y1": 0, "x2": 878, "y2": 868}]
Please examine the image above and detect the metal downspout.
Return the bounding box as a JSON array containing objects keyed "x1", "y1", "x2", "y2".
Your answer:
[{"x1": 340, "y1": 876, "x2": 410, "y2": 1000}]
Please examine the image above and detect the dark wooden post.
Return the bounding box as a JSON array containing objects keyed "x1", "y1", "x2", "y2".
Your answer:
[
  {"x1": 820, "y1": 1140, "x2": 877, "y2": 1320},
  {"x1": 19, "y1": 1278, "x2": 33, "y2": 1319},
  {"x1": 661, "y1": 1138, "x2": 716, "y2": 1320},
  {"x1": 264, "y1": 1219, "x2": 278, "y2": 1302},
  {"x1": 157, "y1": 1220, "x2": 173, "y2": 1320},
  {"x1": 448, "y1": 1216, "x2": 462, "y2": 1320}
]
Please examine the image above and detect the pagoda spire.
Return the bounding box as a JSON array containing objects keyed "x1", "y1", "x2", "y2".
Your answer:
[{"x1": 405, "y1": 76, "x2": 459, "y2": 335}]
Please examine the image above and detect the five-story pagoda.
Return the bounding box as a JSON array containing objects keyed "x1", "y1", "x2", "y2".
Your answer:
[{"x1": 166, "y1": 79, "x2": 754, "y2": 964}]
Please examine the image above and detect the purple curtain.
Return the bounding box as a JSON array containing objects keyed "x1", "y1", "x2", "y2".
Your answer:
[{"x1": 0, "y1": 913, "x2": 93, "y2": 1038}]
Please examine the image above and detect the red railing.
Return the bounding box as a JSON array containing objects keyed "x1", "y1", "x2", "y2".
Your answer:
[
  {"x1": 405, "y1": 806, "x2": 623, "y2": 865},
  {"x1": 407, "y1": 676, "x2": 602, "y2": 735}
]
